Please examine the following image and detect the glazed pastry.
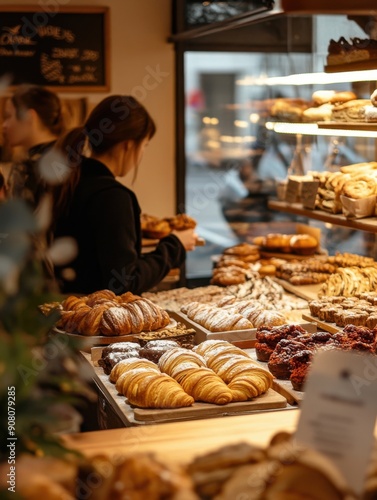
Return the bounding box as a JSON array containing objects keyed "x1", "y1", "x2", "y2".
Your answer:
[
  {"x1": 159, "y1": 348, "x2": 233, "y2": 405},
  {"x1": 56, "y1": 292, "x2": 170, "y2": 336}
]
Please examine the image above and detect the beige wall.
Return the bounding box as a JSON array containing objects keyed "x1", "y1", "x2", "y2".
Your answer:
[{"x1": 3, "y1": 0, "x2": 176, "y2": 216}]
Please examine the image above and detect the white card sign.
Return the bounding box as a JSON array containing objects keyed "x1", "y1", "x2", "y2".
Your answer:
[{"x1": 295, "y1": 349, "x2": 377, "y2": 495}]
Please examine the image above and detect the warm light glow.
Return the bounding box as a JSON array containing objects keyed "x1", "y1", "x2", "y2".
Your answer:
[
  {"x1": 220, "y1": 135, "x2": 256, "y2": 143},
  {"x1": 207, "y1": 140, "x2": 221, "y2": 148},
  {"x1": 234, "y1": 120, "x2": 249, "y2": 128},
  {"x1": 203, "y1": 116, "x2": 219, "y2": 125},
  {"x1": 237, "y1": 70, "x2": 377, "y2": 86},
  {"x1": 249, "y1": 113, "x2": 260, "y2": 123},
  {"x1": 266, "y1": 121, "x2": 377, "y2": 138}
]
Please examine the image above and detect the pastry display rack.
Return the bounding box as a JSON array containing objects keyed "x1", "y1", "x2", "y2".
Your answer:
[
  {"x1": 268, "y1": 200, "x2": 377, "y2": 232},
  {"x1": 317, "y1": 122, "x2": 377, "y2": 132},
  {"x1": 324, "y1": 59, "x2": 377, "y2": 73}
]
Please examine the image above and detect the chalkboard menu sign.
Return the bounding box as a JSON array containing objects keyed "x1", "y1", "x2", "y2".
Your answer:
[{"x1": 0, "y1": 6, "x2": 110, "y2": 91}]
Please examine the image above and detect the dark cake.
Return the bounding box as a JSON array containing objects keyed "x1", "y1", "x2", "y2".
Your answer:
[
  {"x1": 289, "y1": 349, "x2": 313, "y2": 391},
  {"x1": 139, "y1": 339, "x2": 181, "y2": 363},
  {"x1": 99, "y1": 351, "x2": 141, "y2": 375},
  {"x1": 255, "y1": 324, "x2": 308, "y2": 362},
  {"x1": 267, "y1": 339, "x2": 307, "y2": 379},
  {"x1": 99, "y1": 342, "x2": 141, "y2": 374},
  {"x1": 101, "y1": 341, "x2": 141, "y2": 358}
]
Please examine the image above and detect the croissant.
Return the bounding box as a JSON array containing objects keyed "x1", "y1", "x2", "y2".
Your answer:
[
  {"x1": 110, "y1": 358, "x2": 158, "y2": 383},
  {"x1": 114, "y1": 359, "x2": 194, "y2": 409},
  {"x1": 183, "y1": 302, "x2": 253, "y2": 332},
  {"x1": 193, "y1": 340, "x2": 250, "y2": 361},
  {"x1": 159, "y1": 348, "x2": 233, "y2": 405},
  {"x1": 56, "y1": 291, "x2": 170, "y2": 336},
  {"x1": 194, "y1": 340, "x2": 273, "y2": 402}
]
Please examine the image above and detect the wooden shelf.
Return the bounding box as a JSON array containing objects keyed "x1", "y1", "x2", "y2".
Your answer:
[
  {"x1": 317, "y1": 121, "x2": 377, "y2": 131},
  {"x1": 324, "y1": 59, "x2": 377, "y2": 73},
  {"x1": 268, "y1": 200, "x2": 377, "y2": 232}
]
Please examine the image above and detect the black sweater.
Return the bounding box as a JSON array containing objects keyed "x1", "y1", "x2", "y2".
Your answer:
[{"x1": 53, "y1": 157, "x2": 186, "y2": 295}]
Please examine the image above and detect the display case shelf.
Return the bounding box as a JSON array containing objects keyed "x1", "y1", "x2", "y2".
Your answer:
[
  {"x1": 324, "y1": 59, "x2": 377, "y2": 73},
  {"x1": 268, "y1": 200, "x2": 377, "y2": 232},
  {"x1": 317, "y1": 122, "x2": 377, "y2": 131}
]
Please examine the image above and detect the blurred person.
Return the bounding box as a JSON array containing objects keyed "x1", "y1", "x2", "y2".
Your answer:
[
  {"x1": 52, "y1": 95, "x2": 198, "y2": 295},
  {"x1": 2, "y1": 84, "x2": 64, "y2": 208}
]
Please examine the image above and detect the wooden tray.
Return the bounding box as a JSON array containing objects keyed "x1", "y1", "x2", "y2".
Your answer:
[
  {"x1": 273, "y1": 278, "x2": 322, "y2": 302},
  {"x1": 50, "y1": 327, "x2": 138, "y2": 352},
  {"x1": 50, "y1": 318, "x2": 178, "y2": 353},
  {"x1": 301, "y1": 313, "x2": 341, "y2": 334},
  {"x1": 174, "y1": 311, "x2": 258, "y2": 345},
  {"x1": 173, "y1": 310, "x2": 317, "y2": 347},
  {"x1": 133, "y1": 390, "x2": 287, "y2": 422},
  {"x1": 260, "y1": 250, "x2": 325, "y2": 261},
  {"x1": 84, "y1": 351, "x2": 287, "y2": 425}
]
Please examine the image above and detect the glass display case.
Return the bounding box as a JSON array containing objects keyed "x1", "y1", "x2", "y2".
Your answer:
[{"x1": 171, "y1": 5, "x2": 377, "y2": 281}]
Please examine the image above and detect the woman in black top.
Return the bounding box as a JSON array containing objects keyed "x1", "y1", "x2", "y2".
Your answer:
[
  {"x1": 2, "y1": 84, "x2": 64, "y2": 209},
  {"x1": 52, "y1": 95, "x2": 197, "y2": 295}
]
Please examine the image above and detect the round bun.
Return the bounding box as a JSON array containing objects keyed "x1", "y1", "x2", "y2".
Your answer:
[
  {"x1": 290, "y1": 235, "x2": 318, "y2": 255},
  {"x1": 224, "y1": 242, "x2": 259, "y2": 256},
  {"x1": 253, "y1": 236, "x2": 266, "y2": 247},
  {"x1": 330, "y1": 91, "x2": 357, "y2": 104},
  {"x1": 264, "y1": 234, "x2": 292, "y2": 253},
  {"x1": 371, "y1": 89, "x2": 377, "y2": 107},
  {"x1": 312, "y1": 90, "x2": 336, "y2": 106}
]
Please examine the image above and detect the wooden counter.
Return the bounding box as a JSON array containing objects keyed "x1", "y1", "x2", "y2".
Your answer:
[{"x1": 63, "y1": 409, "x2": 300, "y2": 464}]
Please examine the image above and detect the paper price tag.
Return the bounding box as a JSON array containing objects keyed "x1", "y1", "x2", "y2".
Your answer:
[
  {"x1": 301, "y1": 180, "x2": 319, "y2": 209},
  {"x1": 285, "y1": 178, "x2": 301, "y2": 203},
  {"x1": 296, "y1": 350, "x2": 377, "y2": 495}
]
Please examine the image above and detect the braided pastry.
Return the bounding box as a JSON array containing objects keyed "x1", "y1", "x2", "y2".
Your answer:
[
  {"x1": 194, "y1": 340, "x2": 273, "y2": 402},
  {"x1": 56, "y1": 290, "x2": 170, "y2": 336},
  {"x1": 183, "y1": 302, "x2": 253, "y2": 332},
  {"x1": 159, "y1": 348, "x2": 233, "y2": 405},
  {"x1": 113, "y1": 358, "x2": 194, "y2": 409}
]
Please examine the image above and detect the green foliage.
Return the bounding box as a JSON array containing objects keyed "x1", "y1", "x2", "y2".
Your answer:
[{"x1": 0, "y1": 199, "x2": 94, "y2": 462}]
